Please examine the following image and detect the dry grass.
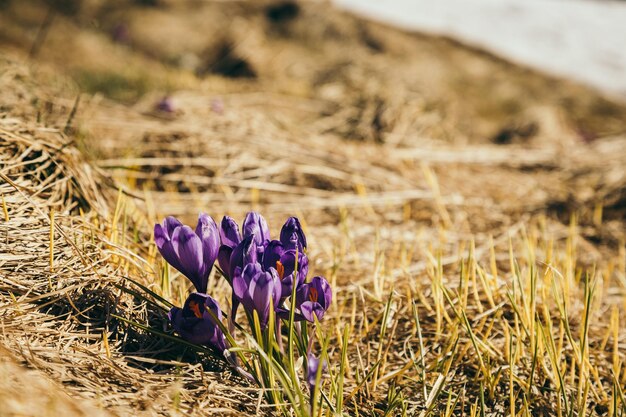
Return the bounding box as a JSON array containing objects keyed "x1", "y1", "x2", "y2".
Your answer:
[{"x1": 1, "y1": 1, "x2": 626, "y2": 416}]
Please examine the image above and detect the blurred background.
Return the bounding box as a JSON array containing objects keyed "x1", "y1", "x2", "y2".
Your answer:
[
  {"x1": 1, "y1": 0, "x2": 626, "y2": 230},
  {"x1": 337, "y1": 0, "x2": 626, "y2": 99}
]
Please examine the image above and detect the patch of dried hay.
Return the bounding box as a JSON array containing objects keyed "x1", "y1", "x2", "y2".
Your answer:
[{"x1": 0, "y1": 117, "x2": 259, "y2": 416}]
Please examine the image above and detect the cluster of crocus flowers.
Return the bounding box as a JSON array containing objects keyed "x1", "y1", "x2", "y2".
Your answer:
[
  {"x1": 215, "y1": 213, "x2": 331, "y2": 329},
  {"x1": 154, "y1": 211, "x2": 332, "y2": 402}
]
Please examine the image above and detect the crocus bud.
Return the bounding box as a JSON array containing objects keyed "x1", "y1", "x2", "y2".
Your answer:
[
  {"x1": 242, "y1": 212, "x2": 270, "y2": 249},
  {"x1": 280, "y1": 217, "x2": 307, "y2": 252},
  {"x1": 232, "y1": 263, "x2": 281, "y2": 329},
  {"x1": 220, "y1": 216, "x2": 241, "y2": 248},
  {"x1": 154, "y1": 213, "x2": 219, "y2": 293}
]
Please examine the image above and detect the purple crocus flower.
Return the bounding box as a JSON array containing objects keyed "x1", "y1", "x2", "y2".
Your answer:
[
  {"x1": 111, "y1": 23, "x2": 130, "y2": 44},
  {"x1": 242, "y1": 211, "x2": 270, "y2": 251},
  {"x1": 280, "y1": 217, "x2": 307, "y2": 252},
  {"x1": 211, "y1": 98, "x2": 224, "y2": 115},
  {"x1": 217, "y1": 212, "x2": 270, "y2": 280},
  {"x1": 232, "y1": 262, "x2": 281, "y2": 329},
  {"x1": 156, "y1": 96, "x2": 175, "y2": 113},
  {"x1": 262, "y1": 239, "x2": 308, "y2": 300},
  {"x1": 154, "y1": 213, "x2": 219, "y2": 293},
  {"x1": 168, "y1": 292, "x2": 227, "y2": 352},
  {"x1": 296, "y1": 276, "x2": 332, "y2": 322}
]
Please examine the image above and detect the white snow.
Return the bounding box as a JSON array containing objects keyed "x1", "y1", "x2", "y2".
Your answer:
[{"x1": 334, "y1": 0, "x2": 626, "y2": 100}]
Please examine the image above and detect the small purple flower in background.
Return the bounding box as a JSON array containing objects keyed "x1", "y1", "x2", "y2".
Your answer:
[
  {"x1": 111, "y1": 23, "x2": 130, "y2": 44},
  {"x1": 155, "y1": 96, "x2": 175, "y2": 113},
  {"x1": 296, "y1": 276, "x2": 332, "y2": 322},
  {"x1": 306, "y1": 354, "x2": 326, "y2": 394},
  {"x1": 211, "y1": 98, "x2": 224, "y2": 115},
  {"x1": 233, "y1": 262, "x2": 281, "y2": 329},
  {"x1": 168, "y1": 292, "x2": 226, "y2": 352},
  {"x1": 154, "y1": 214, "x2": 219, "y2": 293}
]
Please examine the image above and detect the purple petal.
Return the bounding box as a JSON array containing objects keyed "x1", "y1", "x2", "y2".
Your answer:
[
  {"x1": 249, "y1": 269, "x2": 280, "y2": 327},
  {"x1": 220, "y1": 216, "x2": 241, "y2": 248},
  {"x1": 185, "y1": 292, "x2": 223, "y2": 322},
  {"x1": 280, "y1": 250, "x2": 308, "y2": 282},
  {"x1": 164, "y1": 216, "x2": 183, "y2": 237},
  {"x1": 168, "y1": 306, "x2": 182, "y2": 328},
  {"x1": 306, "y1": 354, "x2": 326, "y2": 393},
  {"x1": 234, "y1": 262, "x2": 263, "y2": 312},
  {"x1": 307, "y1": 355, "x2": 319, "y2": 384},
  {"x1": 275, "y1": 307, "x2": 306, "y2": 321},
  {"x1": 156, "y1": 97, "x2": 175, "y2": 113},
  {"x1": 154, "y1": 223, "x2": 168, "y2": 249},
  {"x1": 297, "y1": 276, "x2": 331, "y2": 311},
  {"x1": 249, "y1": 271, "x2": 272, "y2": 312},
  {"x1": 154, "y1": 223, "x2": 183, "y2": 272},
  {"x1": 280, "y1": 273, "x2": 296, "y2": 300},
  {"x1": 217, "y1": 245, "x2": 233, "y2": 278},
  {"x1": 232, "y1": 267, "x2": 248, "y2": 301},
  {"x1": 196, "y1": 213, "x2": 219, "y2": 283},
  {"x1": 300, "y1": 301, "x2": 325, "y2": 322},
  {"x1": 296, "y1": 281, "x2": 310, "y2": 307},
  {"x1": 268, "y1": 267, "x2": 282, "y2": 309},
  {"x1": 243, "y1": 237, "x2": 259, "y2": 265},
  {"x1": 172, "y1": 225, "x2": 204, "y2": 291}
]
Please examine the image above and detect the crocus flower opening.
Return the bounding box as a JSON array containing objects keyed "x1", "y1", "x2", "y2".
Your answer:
[
  {"x1": 263, "y1": 240, "x2": 309, "y2": 300},
  {"x1": 168, "y1": 292, "x2": 227, "y2": 352},
  {"x1": 296, "y1": 276, "x2": 332, "y2": 322},
  {"x1": 233, "y1": 262, "x2": 281, "y2": 329},
  {"x1": 154, "y1": 214, "x2": 219, "y2": 293}
]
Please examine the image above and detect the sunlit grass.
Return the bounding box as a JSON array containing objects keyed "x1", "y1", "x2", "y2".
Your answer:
[{"x1": 98, "y1": 181, "x2": 626, "y2": 416}]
